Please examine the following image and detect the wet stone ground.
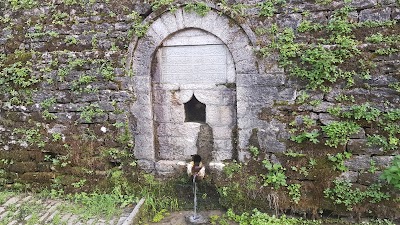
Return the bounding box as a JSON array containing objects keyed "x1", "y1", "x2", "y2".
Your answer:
[{"x1": 146, "y1": 210, "x2": 236, "y2": 225}]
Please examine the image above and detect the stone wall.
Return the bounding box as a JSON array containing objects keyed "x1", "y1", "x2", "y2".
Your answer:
[{"x1": 0, "y1": 0, "x2": 399, "y2": 219}]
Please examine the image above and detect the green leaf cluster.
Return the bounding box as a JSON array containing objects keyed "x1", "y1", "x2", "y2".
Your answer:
[
  {"x1": 13, "y1": 124, "x2": 46, "y2": 148},
  {"x1": 128, "y1": 11, "x2": 149, "y2": 38},
  {"x1": 324, "y1": 179, "x2": 390, "y2": 211},
  {"x1": 322, "y1": 121, "x2": 360, "y2": 148},
  {"x1": 287, "y1": 183, "x2": 301, "y2": 204},
  {"x1": 290, "y1": 130, "x2": 319, "y2": 144},
  {"x1": 226, "y1": 208, "x2": 317, "y2": 225},
  {"x1": 217, "y1": 0, "x2": 248, "y2": 18},
  {"x1": 261, "y1": 159, "x2": 287, "y2": 189},
  {"x1": 328, "y1": 104, "x2": 400, "y2": 151},
  {"x1": 223, "y1": 161, "x2": 242, "y2": 179},
  {"x1": 327, "y1": 151, "x2": 352, "y2": 172},
  {"x1": 380, "y1": 155, "x2": 400, "y2": 189},
  {"x1": 79, "y1": 104, "x2": 105, "y2": 123},
  {"x1": 7, "y1": 0, "x2": 37, "y2": 10},
  {"x1": 257, "y1": 0, "x2": 286, "y2": 17},
  {"x1": 184, "y1": 2, "x2": 211, "y2": 16}
]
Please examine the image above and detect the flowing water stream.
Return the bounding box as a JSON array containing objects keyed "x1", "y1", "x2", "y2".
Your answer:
[{"x1": 187, "y1": 175, "x2": 207, "y2": 224}]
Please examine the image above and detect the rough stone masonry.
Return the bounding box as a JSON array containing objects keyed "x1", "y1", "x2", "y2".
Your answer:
[{"x1": 0, "y1": 0, "x2": 399, "y2": 219}]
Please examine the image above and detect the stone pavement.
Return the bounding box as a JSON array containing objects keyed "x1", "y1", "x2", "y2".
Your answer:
[{"x1": 0, "y1": 193, "x2": 133, "y2": 225}]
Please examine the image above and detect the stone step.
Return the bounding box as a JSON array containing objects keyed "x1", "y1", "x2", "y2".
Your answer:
[
  {"x1": 3, "y1": 196, "x2": 20, "y2": 207},
  {"x1": 39, "y1": 200, "x2": 61, "y2": 222},
  {"x1": 0, "y1": 194, "x2": 131, "y2": 225},
  {"x1": 67, "y1": 214, "x2": 79, "y2": 225},
  {"x1": 0, "y1": 196, "x2": 21, "y2": 220}
]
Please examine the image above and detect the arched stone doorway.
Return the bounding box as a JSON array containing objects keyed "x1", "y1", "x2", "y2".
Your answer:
[{"x1": 130, "y1": 7, "x2": 258, "y2": 173}]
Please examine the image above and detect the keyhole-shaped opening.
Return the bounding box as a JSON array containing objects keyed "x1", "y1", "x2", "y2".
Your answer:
[{"x1": 184, "y1": 95, "x2": 206, "y2": 123}]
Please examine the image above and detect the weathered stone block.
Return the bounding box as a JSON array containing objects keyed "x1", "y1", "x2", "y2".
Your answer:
[
  {"x1": 213, "y1": 126, "x2": 233, "y2": 140},
  {"x1": 207, "y1": 106, "x2": 234, "y2": 126},
  {"x1": 182, "y1": 10, "x2": 204, "y2": 29},
  {"x1": 37, "y1": 163, "x2": 52, "y2": 172},
  {"x1": 358, "y1": 171, "x2": 382, "y2": 185},
  {"x1": 319, "y1": 113, "x2": 337, "y2": 125},
  {"x1": 347, "y1": 139, "x2": 384, "y2": 155},
  {"x1": 212, "y1": 150, "x2": 232, "y2": 161},
  {"x1": 338, "y1": 171, "x2": 358, "y2": 182},
  {"x1": 312, "y1": 102, "x2": 335, "y2": 113},
  {"x1": 114, "y1": 22, "x2": 130, "y2": 31},
  {"x1": 349, "y1": 0, "x2": 377, "y2": 9},
  {"x1": 54, "y1": 112, "x2": 78, "y2": 123},
  {"x1": 158, "y1": 136, "x2": 192, "y2": 160},
  {"x1": 277, "y1": 13, "x2": 302, "y2": 30},
  {"x1": 159, "y1": 45, "x2": 230, "y2": 85},
  {"x1": 393, "y1": 8, "x2": 400, "y2": 19},
  {"x1": 359, "y1": 7, "x2": 391, "y2": 22},
  {"x1": 155, "y1": 160, "x2": 186, "y2": 177},
  {"x1": 349, "y1": 128, "x2": 366, "y2": 139},
  {"x1": 258, "y1": 132, "x2": 286, "y2": 153},
  {"x1": 160, "y1": 13, "x2": 179, "y2": 34},
  {"x1": 344, "y1": 155, "x2": 371, "y2": 171},
  {"x1": 372, "y1": 156, "x2": 394, "y2": 168}
]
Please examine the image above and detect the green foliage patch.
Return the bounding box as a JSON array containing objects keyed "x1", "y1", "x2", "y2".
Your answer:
[
  {"x1": 257, "y1": 0, "x2": 286, "y2": 17},
  {"x1": 78, "y1": 104, "x2": 105, "y2": 123},
  {"x1": 380, "y1": 155, "x2": 400, "y2": 190},
  {"x1": 226, "y1": 208, "x2": 320, "y2": 225},
  {"x1": 324, "y1": 179, "x2": 390, "y2": 211},
  {"x1": 7, "y1": 0, "x2": 37, "y2": 10},
  {"x1": 184, "y1": 2, "x2": 211, "y2": 16},
  {"x1": 261, "y1": 159, "x2": 287, "y2": 189},
  {"x1": 322, "y1": 121, "x2": 360, "y2": 148}
]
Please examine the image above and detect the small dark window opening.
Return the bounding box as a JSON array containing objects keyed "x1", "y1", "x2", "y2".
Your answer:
[{"x1": 184, "y1": 95, "x2": 206, "y2": 123}]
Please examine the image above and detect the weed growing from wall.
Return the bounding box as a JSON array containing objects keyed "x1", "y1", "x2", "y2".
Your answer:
[
  {"x1": 327, "y1": 151, "x2": 352, "y2": 172},
  {"x1": 40, "y1": 97, "x2": 58, "y2": 120},
  {"x1": 150, "y1": 0, "x2": 175, "y2": 11},
  {"x1": 184, "y1": 2, "x2": 211, "y2": 16},
  {"x1": 261, "y1": 4, "x2": 368, "y2": 93},
  {"x1": 287, "y1": 183, "x2": 301, "y2": 204},
  {"x1": 261, "y1": 159, "x2": 287, "y2": 189},
  {"x1": 127, "y1": 11, "x2": 149, "y2": 38},
  {"x1": 78, "y1": 104, "x2": 105, "y2": 123},
  {"x1": 0, "y1": 50, "x2": 42, "y2": 107},
  {"x1": 324, "y1": 179, "x2": 390, "y2": 211},
  {"x1": 328, "y1": 104, "x2": 400, "y2": 151},
  {"x1": 217, "y1": 0, "x2": 248, "y2": 18},
  {"x1": 257, "y1": 0, "x2": 286, "y2": 17},
  {"x1": 7, "y1": 0, "x2": 37, "y2": 10},
  {"x1": 322, "y1": 121, "x2": 360, "y2": 148},
  {"x1": 13, "y1": 123, "x2": 47, "y2": 148},
  {"x1": 380, "y1": 155, "x2": 400, "y2": 190}
]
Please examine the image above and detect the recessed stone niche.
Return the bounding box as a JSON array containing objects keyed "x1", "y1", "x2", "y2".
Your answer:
[{"x1": 152, "y1": 29, "x2": 237, "y2": 163}]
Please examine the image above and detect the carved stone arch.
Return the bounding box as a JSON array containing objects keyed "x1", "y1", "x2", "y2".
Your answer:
[{"x1": 130, "y1": 7, "x2": 259, "y2": 172}]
